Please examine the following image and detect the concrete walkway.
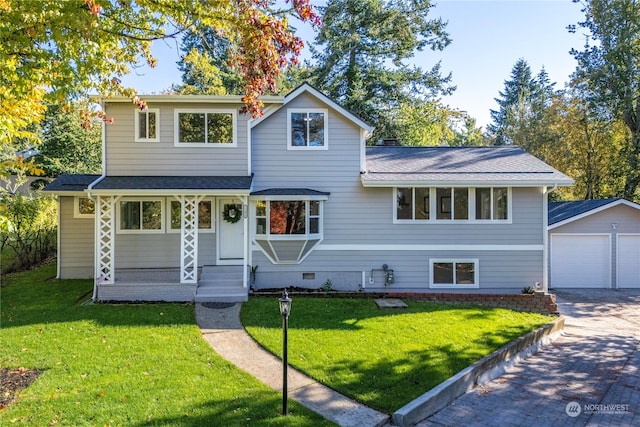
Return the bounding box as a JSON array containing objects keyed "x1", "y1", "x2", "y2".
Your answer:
[
  {"x1": 415, "y1": 289, "x2": 640, "y2": 427},
  {"x1": 195, "y1": 302, "x2": 389, "y2": 427}
]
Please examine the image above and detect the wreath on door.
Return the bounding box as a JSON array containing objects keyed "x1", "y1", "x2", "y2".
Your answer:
[{"x1": 223, "y1": 204, "x2": 242, "y2": 223}]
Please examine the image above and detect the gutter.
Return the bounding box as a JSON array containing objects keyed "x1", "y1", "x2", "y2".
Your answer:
[{"x1": 85, "y1": 100, "x2": 109, "y2": 304}]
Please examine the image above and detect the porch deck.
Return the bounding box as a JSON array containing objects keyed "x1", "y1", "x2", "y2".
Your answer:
[{"x1": 96, "y1": 267, "x2": 247, "y2": 303}]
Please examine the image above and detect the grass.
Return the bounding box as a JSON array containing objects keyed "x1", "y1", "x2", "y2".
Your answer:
[
  {"x1": 0, "y1": 264, "x2": 334, "y2": 426},
  {"x1": 241, "y1": 297, "x2": 552, "y2": 413}
]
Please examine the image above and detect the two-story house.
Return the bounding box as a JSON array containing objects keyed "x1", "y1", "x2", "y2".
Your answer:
[{"x1": 44, "y1": 84, "x2": 573, "y2": 302}]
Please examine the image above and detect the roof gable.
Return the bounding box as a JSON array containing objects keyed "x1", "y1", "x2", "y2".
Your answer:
[
  {"x1": 548, "y1": 198, "x2": 640, "y2": 228},
  {"x1": 250, "y1": 83, "x2": 373, "y2": 133}
]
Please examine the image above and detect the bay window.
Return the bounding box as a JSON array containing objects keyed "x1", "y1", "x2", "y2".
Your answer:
[{"x1": 256, "y1": 200, "x2": 322, "y2": 236}]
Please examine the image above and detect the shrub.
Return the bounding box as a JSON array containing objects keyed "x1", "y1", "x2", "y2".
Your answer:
[{"x1": 0, "y1": 193, "x2": 57, "y2": 274}]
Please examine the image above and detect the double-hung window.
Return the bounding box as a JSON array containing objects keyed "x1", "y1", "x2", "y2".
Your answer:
[
  {"x1": 288, "y1": 109, "x2": 328, "y2": 149},
  {"x1": 430, "y1": 259, "x2": 479, "y2": 288},
  {"x1": 118, "y1": 199, "x2": 164, "y2": 233},
  {"x1": 175, "y1": 109, "x2": 236, "y2": 146},
  {"x1": 135, "y1": 109, "x2": 159, "y2": 142}
]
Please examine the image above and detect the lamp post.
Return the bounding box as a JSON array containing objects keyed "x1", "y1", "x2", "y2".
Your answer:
[{"x1": 278, "y1": 290, "x2": 292, "y2": 416}]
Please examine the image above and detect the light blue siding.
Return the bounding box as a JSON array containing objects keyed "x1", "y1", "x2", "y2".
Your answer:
[{"x1": 104, "y1": 102, "x2": 251, "y2": 176}]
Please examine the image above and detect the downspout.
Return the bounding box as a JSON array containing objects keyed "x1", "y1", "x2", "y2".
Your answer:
[
  {"x1": 542, "y1": 184, "x2": 558, "y2": 293},
  {"x1": 85, "y1": 98, "x2": 109, "y2": 303}
]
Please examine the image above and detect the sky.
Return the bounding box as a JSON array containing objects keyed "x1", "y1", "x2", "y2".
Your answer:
[{"x1": 120, "y1": 0, "x2": 587, "y2": 129}]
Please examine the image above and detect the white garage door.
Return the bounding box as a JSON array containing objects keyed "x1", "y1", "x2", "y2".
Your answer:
[
  {"x1": 551, "y1": 234, "x2": 610, "y2": 288},
  {"x1": 618, "y1": 235, "x2": 640, "y2": 288}
]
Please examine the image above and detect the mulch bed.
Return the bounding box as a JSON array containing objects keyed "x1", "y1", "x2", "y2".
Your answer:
[{"x1": 0, "y1": 367, "x2": 43, "y2": 409}]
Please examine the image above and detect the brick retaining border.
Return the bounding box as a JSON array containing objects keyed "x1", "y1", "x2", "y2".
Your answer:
[
  {"x1": 386, "y1": 291, "x2": 559, "y2": 314},
  {"x1": 391, "y1": 316, "x2": 565, "y2": 426}
]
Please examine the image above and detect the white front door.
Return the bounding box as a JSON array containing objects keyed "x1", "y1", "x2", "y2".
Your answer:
[{"x1": 218, "y1": 198, "x2": 244, "y2": 263}]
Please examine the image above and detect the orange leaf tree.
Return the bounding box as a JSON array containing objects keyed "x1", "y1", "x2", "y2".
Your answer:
[{"x1": 0, "y1": 0, "x2": 319, "y2": 151}]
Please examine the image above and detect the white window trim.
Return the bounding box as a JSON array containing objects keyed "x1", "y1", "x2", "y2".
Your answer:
[
  {"x1": 116, "y1": 197, "x2": 165, "y2": 234},
  {"x1": 287, "y1": 108, "x2": 329, "y2": 150},
  {"x1": 430, "y1": 258, "x2": 480, "y2": 289},
  {"x1": 166, "y1": 198, "x2": 216, "y2": 233},
  {"x1": 134, "y1": 108, "x2": 160, "y2": 142},
  {"x1": 393, "y1": 187, "x2": 512, "y2": 224},
  {"x1": 74, "y1": 196, "x2": 95, "y2": 218},
  {"x1": 174, "y1": 108, "x2": 238, "y2": 147},
  {"x1": 253, "y1": 199, "x2": 324, "y2": 240}
]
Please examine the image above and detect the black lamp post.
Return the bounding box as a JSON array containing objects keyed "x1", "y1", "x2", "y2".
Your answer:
[{"x1": 278, "y1": 290, "x2": 292, "y2": 416}]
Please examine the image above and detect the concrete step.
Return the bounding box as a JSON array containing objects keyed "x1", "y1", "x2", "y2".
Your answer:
[
  {"x1": 198, "y1": 279, "x2": 243, "y2": 288},
  {"x1": 194, "y1": 288, "x2": 248, "y2": 303}
]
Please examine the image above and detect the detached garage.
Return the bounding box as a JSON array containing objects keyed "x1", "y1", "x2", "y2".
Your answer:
[{"x1": 548, "y1": 198, "x2": 640, "y2": 289}]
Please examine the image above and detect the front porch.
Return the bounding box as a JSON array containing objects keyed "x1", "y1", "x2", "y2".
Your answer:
[{"x1": 95, "y1": 266, "x2": 247, "y2": 302}]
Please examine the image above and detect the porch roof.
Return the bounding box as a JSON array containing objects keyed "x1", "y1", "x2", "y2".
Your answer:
[
  {"x1": 89, "y1": 175, "x2": 253, "y2": 195},
  {"x1": 43, "y1": 174, "x2": 101, "y2": 193}
]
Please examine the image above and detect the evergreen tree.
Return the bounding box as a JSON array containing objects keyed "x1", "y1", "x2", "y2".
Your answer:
[
  {"x1": 36, "y1": 104, "x2": 102, "y2": 176},
  {"x1": 570, "y1": 0, "x2": 640, "y2": 200},
  {"x1": 176, "y1": 29, "x2": 244, "y2": 95},
  {"x1": 488, "y1": 59, "x2": 536, "y2": 145},
  {"x1": 309, "y1": 0, "x2": 454, "y2": 140}
]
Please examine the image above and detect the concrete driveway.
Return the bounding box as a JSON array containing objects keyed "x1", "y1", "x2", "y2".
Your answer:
[{"x1": 415, "y1": 289, "x2": 640, "y2": 427}]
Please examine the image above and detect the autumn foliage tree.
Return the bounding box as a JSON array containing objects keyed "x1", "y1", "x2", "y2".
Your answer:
[{"x1": 0, "y1": 0, "x2": 319, "y2": 162}]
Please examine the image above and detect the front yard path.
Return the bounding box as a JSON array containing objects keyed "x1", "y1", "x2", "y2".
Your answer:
[{"x1": 195, "y1": 303, "x2": 389, "y2": 427}]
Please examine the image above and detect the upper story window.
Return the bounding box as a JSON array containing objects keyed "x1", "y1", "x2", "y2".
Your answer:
[
  {"x1": 117, "y1": 198, "x2": 164, "y2": 233},
  {"x1": 135, "y1": 109, "x2": 159, "y2": 142},
  {"x1": 167, "y1": 199, "x2": 214, "y2": 232},
  {"x1": 475, "y1": 187, "x2": 508, "y2": 220},
  {"x1": 74, "y1": 196, "x2": 95, "y2": 218},
  {"x1": 174, "y1": 109, "x2": 237, "y2": 147},
  {"x1": 395, "y1": 187, "x2": 510, "y2": 223},
  {"x1": 288, "y1": 109, "x2": 328, "y2": 150}
]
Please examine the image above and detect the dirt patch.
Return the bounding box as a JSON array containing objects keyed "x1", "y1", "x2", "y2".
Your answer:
[{"x1": 0, "y1": 367, "x2": 43, "y2": 408}]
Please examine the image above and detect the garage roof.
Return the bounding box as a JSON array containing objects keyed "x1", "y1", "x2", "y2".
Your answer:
[{"x1": 548, "y1": 198, "x2": 640, "y2": 228}]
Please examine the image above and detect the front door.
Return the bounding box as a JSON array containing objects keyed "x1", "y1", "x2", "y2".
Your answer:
[{"x1": 218, "y1": 198, "x2": 244, "y2": 263}]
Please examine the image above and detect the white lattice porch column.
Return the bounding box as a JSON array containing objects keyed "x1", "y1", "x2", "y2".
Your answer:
[
  {"x1": 178, "y1": 195, "x2": 203, "y2": 284},
  {"x1": 96, "y1": 195, "x2": 117, "y2": 284}
]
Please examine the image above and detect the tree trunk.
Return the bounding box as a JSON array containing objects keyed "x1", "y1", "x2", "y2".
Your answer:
[{"x1": 623, "y1": 129, "x2": 640, "y2": 200}]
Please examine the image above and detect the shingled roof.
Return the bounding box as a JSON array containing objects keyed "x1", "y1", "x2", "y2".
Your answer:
[
  {"x1": 43, "y1": 174, "x2": 100, "y2": 192},
  {"x1": 361, "y1": 146, "x2": 574, "y2": 187},
  {"x1": 91, "y1": 176, "x2": 252, "y2": 191}
]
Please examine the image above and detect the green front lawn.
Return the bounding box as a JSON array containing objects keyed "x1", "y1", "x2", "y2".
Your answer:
[
  {"x1": 241, "y1": 297, "x2": 551, "y2": 413},
  {"x1": 0, "y1": 264, "x2": 333, "y2": 426}
]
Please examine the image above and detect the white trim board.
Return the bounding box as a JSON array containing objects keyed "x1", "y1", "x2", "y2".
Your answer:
[
  {"x1": 309, "y1": 244, "x2": 543, "y2": 251},
  {"x1": 548, "y1": 199, "x2": 640, "y2": 230}
]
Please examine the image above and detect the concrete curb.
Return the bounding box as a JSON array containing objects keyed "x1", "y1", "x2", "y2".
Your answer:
[{"x1": 391, "y1": 316, "x2": 565, "y2": 426}]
